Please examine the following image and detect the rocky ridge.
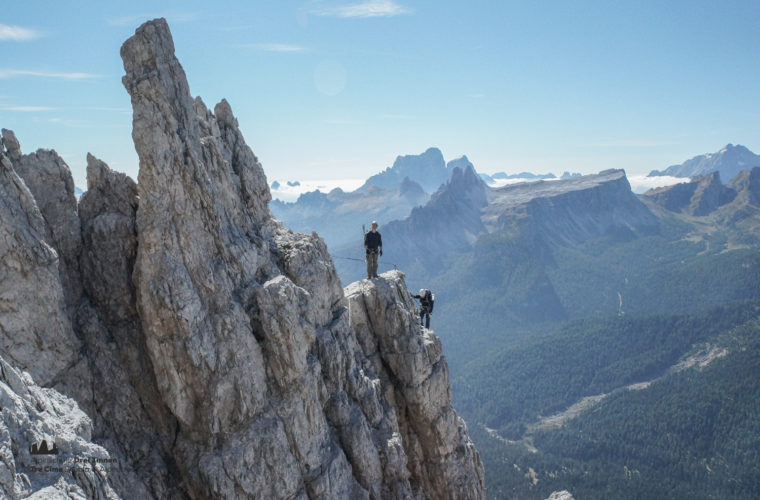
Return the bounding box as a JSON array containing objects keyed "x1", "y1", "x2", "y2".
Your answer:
[
  {"x1": 0, "y1": 18, "x2": 484, "y2": 499},
  {"x1": 643, "y1": 167, "x2": 760, "y2": 222},
  {"x1": 483, "y1": 169, "x2": 659, "y2": 245}
]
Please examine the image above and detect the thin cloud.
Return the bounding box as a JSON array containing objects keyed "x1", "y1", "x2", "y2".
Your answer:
[
  {"x1": 239, "y1": 43, "x2": 309, "y2": 53},
  {"x1": 324, "y1": 118, "x2": 361, "y2": 125},
  {"x1": 47, "y1": 117, "x2": 95, "y2": 128},
  {"x1": 81, "y1": 106, "x2": 131, "y2": 114},
  {"x1": 218, "y1": 25, "x2": 253, "y2": 32},
  {"x1": 0, "y1": 104, "x2": 128, "y2": 113},
  {"x1": 0, "y1": 105, "x2": 57, "y2": 112},
  {"x1": 628, "y1": 174, "x2": 690, "y2": 193},
  {"x1": 591, "y1": 139, "x2": 679, "y2": 148},
  {"x1": 0, "y1": 69, "x2": 101, "y2": 80},
  {"x1": 314, "y1": 0, "x2": 411, "y2": 18},
  {"x1": 0, "y1": 23, "x2": 43, "y2": 41},
  {"x1": 107, "y1": 11, "x2": 200, "y2": 26}
]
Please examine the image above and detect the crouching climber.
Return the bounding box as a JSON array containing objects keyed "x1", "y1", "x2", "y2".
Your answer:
[{"x1": 412, "y1": 289, "x2": 435, "y2": 328}]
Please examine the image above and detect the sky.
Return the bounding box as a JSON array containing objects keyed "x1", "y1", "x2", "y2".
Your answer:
[{"x1": 1, "y1": 0, "x2": 759, "y2": 192}]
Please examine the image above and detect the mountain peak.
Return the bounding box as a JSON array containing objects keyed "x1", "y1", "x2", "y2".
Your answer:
[
  {"x1": 449, "y1": 163, "x2": 483, "y2": 187},
  {"x1": 360, "y1": 147, "x2": 449, "y2": 193},
  {"x1": 391, "y1": 146, "x2": 444, "y2": 168},
  {"x1": 447, "y1": 155, "x2": 473, "y2": 172},
  {"x1": 649, "y1": 144, "x2": 760, "y2": 181}
]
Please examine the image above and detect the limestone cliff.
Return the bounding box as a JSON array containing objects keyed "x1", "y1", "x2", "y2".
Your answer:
[{"x1": 0, "y1": 18, "x2": 484, "y2": 499}]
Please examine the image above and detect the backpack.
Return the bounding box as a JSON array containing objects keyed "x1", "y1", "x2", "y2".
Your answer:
[{"x1": 419, "y1": 289, "x2": 435, "y2": 313}]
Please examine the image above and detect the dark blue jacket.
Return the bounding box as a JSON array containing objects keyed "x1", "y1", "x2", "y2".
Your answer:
[{"x1": 364, "y1": 231, "x2": 382, "y2": 252}]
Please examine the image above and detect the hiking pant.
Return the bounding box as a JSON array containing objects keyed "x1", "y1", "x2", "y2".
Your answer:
[
  {"x1": 366, "y1": 251, "x2": 378, "y2": 278},
  {"x1": 420, "y1": 309, "x2": 430, "y2": 329}
]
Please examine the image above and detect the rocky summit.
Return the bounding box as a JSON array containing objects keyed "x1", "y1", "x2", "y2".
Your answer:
[{"x1": 0, "y1": 18, "x2": 484, "y2": 500}]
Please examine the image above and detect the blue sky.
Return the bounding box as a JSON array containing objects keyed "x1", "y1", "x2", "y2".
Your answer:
[{"x1": 1, "y1": 0, "x2": 759, "y2": 190}]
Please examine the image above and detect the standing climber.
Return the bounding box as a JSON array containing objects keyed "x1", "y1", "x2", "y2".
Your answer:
[
  {"x1": 364, "y1": 221, "x2": 382, "y2": 279},
  {"x1": 412, "y1": 289, "x2": 435, "y2": 328}
]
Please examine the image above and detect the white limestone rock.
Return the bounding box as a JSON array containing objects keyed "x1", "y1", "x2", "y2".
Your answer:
[{"x1": 545, "y1": 491, "x2": 575, "y2": 500}]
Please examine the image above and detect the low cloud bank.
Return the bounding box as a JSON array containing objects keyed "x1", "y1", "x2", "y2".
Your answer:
[
  {"x1": 269, "y1": 178, "x2": 365, "y2": 202},
  {"x1": 628, "y1": 174, "x2": 690, "y2": 193}
]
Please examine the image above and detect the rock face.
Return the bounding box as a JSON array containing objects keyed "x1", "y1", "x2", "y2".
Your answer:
[
  {"x1": 0, "y1": 142, "x2": 81, "y2": 388},
  {"x1": 728, "y1": 167, "x2": 760, "y2": 205},
  {"x1": 345, "y1": 274, "x2": 485, "y2": 498},
  {"x1": 545, "y1": 491, "x2": 575, "y2": 500},
  {"x1": 0, "y1": 17, "x2": 484, "y2": 499},
  {"x1": 0, "y1": 128, "x2": 83, "y2": 310},
  {"x1": 727, "y1": 166, "x2": 760, "y2": 219}
]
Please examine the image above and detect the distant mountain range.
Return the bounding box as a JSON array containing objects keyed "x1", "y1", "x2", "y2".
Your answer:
[
  {"x1": 270, "y1": 177, "x2": 427, "y2": 250},
  {"x1": 271, "y1": 141, "x2": 760, "y2": 498},
  {"x1": 271, "y1": 147, "x2": 590, "y2": 253},
  {"x1": 648, "y1": 143, "x2": 760, "y2": 182},
  {"x1": 271, "y1": 148, "x2": 475, "y2": 250}
]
